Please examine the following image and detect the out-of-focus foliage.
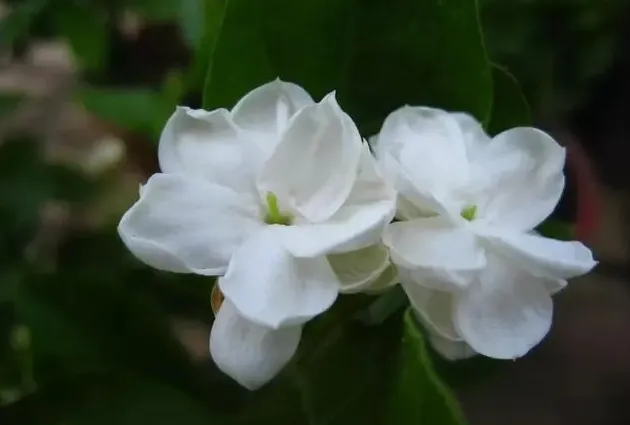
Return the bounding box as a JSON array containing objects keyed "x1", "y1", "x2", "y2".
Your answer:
[{"x1": 0, "y1": 0, "x2": 619, "y2": 423}]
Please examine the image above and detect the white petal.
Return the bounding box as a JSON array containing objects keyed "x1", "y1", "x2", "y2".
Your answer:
[
  {"x1": 484, "y1": 231, "x2": 596, "y2": 280},
  {"x1": 383, "y1": 217, "x2": 486, "y2": 289},
  {"x1": 403, "y1": 283, "x2": 460, "y2": 341},
  {"x1": 454, "y1": 256, "x2": 553, "y2": 359},
  {"x1": 426, "y1": 332, "x2": 477, "y2": 361},
  {"x1": 328, "y1": 244, "x2": 391, "y2": 293},
  {"x1": 158, "y1": 107, "x2": 260, "y2": 192},
  {"x1": 362, "y1": 263, "x2": 399, "y2": 294},
  {"x1": 231, "y1": 79, "x2": 314, "y2": 140},
  {"x1": 274, "y1": 145, "x2": 395, "y2": 257},
  {"x1": 209, "y1": 300, "x2": 301, "y2": 390},
  {"x1": 373, "y1": 106, "x2": 469, "y2": 216},
  {"x1": 218, "y1": 227, "x2": 339, "y2": 329},
  {"x1": 258, "y1": 92, "x2": 363, "y2": 222},
  {"x1": 474, "y1": 128, "x2": 566, "y2": 231},
  {"x1": 118, "y1": 173, "x2": 261, "y2": 275},
  {"x1": 451, "y1": 112, "x2": 491, "y2": 157}
]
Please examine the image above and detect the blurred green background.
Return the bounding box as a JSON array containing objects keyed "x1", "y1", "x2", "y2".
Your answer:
[{"x1": 1, "y1": 0, "x2": 629, "y2": 423}]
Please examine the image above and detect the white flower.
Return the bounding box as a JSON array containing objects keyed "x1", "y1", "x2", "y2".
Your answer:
[
  {"x1": 118, "y1": 80, "x2": 396, "y2": 389},
  {"x1": 372, "y1": 106, "x2": 596, "y2": 360}
]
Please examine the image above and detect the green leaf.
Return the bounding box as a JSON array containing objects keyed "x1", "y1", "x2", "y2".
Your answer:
[
  {"x1": 179, "y1": 0, "x2": 205, "y2": 51},
  {"x1": 202, "y1": 0, "x2": 352, "y2": 110},
  {"x1": 293, "y1": 313, "x2": 402, "y2": 425},
  {"x1": 486, "y1": 65, "x2": 531, "y2": 135},
  {"x1": 385, "y1": 309, "x2": 467, "y2": 425},
  {"x1": 76, "y1": 86, "x2": 174, "y2": 140},
  {"x1": 202, "y1": 0, "x2": 493, "y2": 134},
  {"x1": 342, "y1": 0, "x2": 493, "y2": 134}
]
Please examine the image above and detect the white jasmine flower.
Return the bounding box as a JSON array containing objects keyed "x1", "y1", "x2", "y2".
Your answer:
[
  {"x1": 371, "y1": 106, "x2": 596, "y2": 360},
  {"x1": 118, "y1": 80, "x2": 396, "y2": 389}
]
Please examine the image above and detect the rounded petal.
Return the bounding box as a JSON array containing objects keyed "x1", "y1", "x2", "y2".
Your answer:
[
  {"x1": 454, "y1": 256, "x2": 553, "y2": 359},
  {"x1": 362, "y1": 263, "x2": 399, "y2": 294},
  {"x1": 373, "y1": 106, "x2": 469, "y2": 216},
  {"x1": 218, "y1": 227, "x2": 339, "y2": 329},
  {"x1": 210, "y1": 300, "x2": 301, "y2": 390},
  {"x1": 118, "y1": 173, "x2": 261, "y2": 275},
  {"x1": 158, "y1": 107, "x2": 260, "y2": 192},
  {"x1": 231, "y1": 79, "x2": 314, "y2": 139},
  {"x1": 475, "y1": 128, "x2": 566, "y2": 231},
  {"x1": 484, "y1": 231, "x2": 597, "y2": 280},
  {"x1": 258, "y1": 92, "x2": 363, "y2": 222},
  {"x1": 451, "y1": 112, "x2": 491, "y2": 155},
  {"x1": 383, "y1": 217, "x2": 486, "y2": 289},
  {"x1": 403, "y1": 283, "x2": 460, "y2": 341},
  {"x1": 426, "y1": 332, "x2": 477, "y2": 361},
  {"x1": 275, "y1": 146, "x2": 395, "y2": 257},
  {"x1": 328, "y1": 244, "x2": 391, "y2": 293}
]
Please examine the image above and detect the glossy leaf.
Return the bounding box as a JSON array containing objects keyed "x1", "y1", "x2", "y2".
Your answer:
[
  {"x1": 385, "y1": 309, "x2": 467, "y2": 425},
  {"x1": 202, "y1": 0, "x2": 493, "y2": 135},
  {"x1": 487, "y1": 65, "x2": 531, "y2": 135}
]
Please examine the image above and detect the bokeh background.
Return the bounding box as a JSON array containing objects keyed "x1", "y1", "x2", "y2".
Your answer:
[{"x1": 2, "y1": 0, "x2": 630, "y2": 424}]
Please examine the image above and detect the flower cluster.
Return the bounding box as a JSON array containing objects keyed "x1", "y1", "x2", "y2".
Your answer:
[{"x1": 118, "y1": 80, "x2": 596, "y2": 390}]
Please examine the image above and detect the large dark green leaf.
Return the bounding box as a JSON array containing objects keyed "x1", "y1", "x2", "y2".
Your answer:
[
  {"x1": 342, "y1": 0, "x2": 493, "y2": 134},
  {"x1": 202, "y1": 0, "x2": 352, "y2": 110},
  {"x1": 202, "y1": 0, "x2": 492, "y2": 134},
  {"x1": 385, "y1": 309, "x2": 467, "y2": 425},
  {"x1": 486, "y1": 65, "x2": 531, "y2": 135},
  {"x1": 293, "y1": 312, "x2": 402, "y2": 425}
]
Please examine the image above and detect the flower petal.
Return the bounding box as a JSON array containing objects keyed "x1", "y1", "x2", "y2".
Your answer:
[
  {"x1": 210, "y1": 300, "x2": 301, "y2": 390},
  {"x1": 258, "y1": 92, "x2": 363, "y2": 222},
  {"x1": 158, "y1": 107, "x2": 260, "y2": 192},
  {"x1": 231, "y1": 79, "x2": 314, "y2": 142},
  {"x1": 451, "y1": 112, "x2": 491, "y2": 157},
  {"x1": 328, "y1": 244, "x2": 391, "y2": 293},
  {"x1": 454, "y1": 255, "x2": 553, "y2": 359},
  {"x1": 403, "y1": 283, "x2": 460, "y2": 341},
  {"x1": 426, "y1": 332, "x2": 477, "y2": 361},
  {"x1": 373, "y1": 106, "x2": 469, "y2": 216},
  {"x1": 118, "y1": 173, "x2": 261, "y2": 275},
  {"x1": 484, "y1": 231, "x2": 596, "y2": 280},
  {"x1": 383, "y1": 217, "x2": 486, "y2": 289},
  {"x1": 274, "y1": 145, "x2": 395, "y2": 257},
  {"x1": 475, "y1": 128, "x2": 566, "y2": 231},
  {"x1": 363, "y1": 263, "x2": 399, "y2": 294},
  {"x1": 219, "y1": 227, "x2": 339, "y2": 329}
]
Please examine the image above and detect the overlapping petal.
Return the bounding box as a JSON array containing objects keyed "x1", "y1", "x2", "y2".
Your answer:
[
  {"x1": 474, "y1": 128, "x2": 566, "y2": 231},
  {"x1": 454, "y1": 256, "x2": 553, "y2": 359},
  {"x1": 231, "y1": 79, "x2": 314, "y2": 146},
  {"x1": 383, "y1": 217, "x2": 486, "y2": 289},
  {"x1": 484, "y1": 231, "x2": 597, "y2": 280},
  {"x1": 158, "y1": 107, "x2": 260, "y2": 192},
  {"x1": 210, "y1": 300, "x2": 302, "y2": 390},
  {"x1": 328, "y1": 244, "x2": 392, "y2": 293},
  {"x1": 258, "y1": 93, "x2": 363, "y2": 223},
  {"x1": 218, "y1": 227, "x2": 339, "y2": 329},
  {"x1": 118, "y1": 173, "x2": 262, "y2": 275}
]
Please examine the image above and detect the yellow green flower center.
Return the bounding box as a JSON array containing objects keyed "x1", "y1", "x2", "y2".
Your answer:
[
  {"x1": 264, "y1": 192, "x2": 293, "y2": 225},
  {"x1": 461, "y1": 205, "x2": 477, "y2": 221}
]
